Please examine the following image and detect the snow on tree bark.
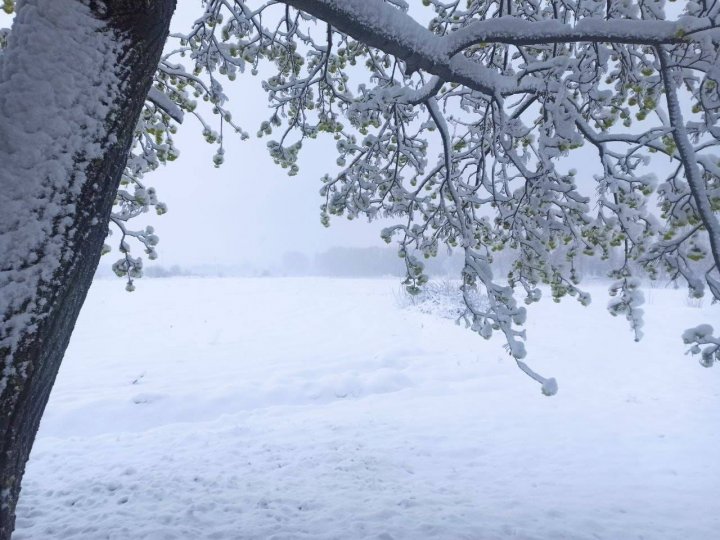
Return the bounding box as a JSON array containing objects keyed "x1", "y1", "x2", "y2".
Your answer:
[{"x1": 0, "y1": 1, "x2": 175, "y2": 537}]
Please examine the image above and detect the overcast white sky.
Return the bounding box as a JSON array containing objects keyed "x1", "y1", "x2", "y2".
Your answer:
[{"x1": 135, "y1": 1, "x2": 388, "y2": 270}]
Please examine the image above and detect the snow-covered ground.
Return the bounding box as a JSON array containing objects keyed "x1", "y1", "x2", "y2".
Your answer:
[{"x1": 15, "y1": 277, "x2": 720, "y2": 539}]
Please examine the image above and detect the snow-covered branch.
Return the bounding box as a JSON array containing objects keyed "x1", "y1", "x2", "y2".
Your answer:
[{"x1": 108, "y1": 0, "x2": 720, "y2": 385}]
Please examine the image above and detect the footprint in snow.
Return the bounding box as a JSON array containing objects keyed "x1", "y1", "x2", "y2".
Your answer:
[{"x1": 131, "y1": 393, "x2": 164, "y2": 405}]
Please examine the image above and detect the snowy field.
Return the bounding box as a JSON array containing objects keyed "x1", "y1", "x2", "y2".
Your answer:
[{"x1": 15, "y1": 277, "x2": 720, "y2": 540}]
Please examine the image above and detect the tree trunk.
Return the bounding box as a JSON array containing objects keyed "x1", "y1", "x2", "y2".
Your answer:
[{"x1": 0, "y1": 1, "x2": 175, "y2": 537}]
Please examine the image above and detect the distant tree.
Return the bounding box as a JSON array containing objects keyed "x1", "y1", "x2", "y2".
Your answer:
[
  {"x1": 282, "y1": 251, "x2": 311, "y2": 275},
  {"x1": 1, "y1": 1, "x2": 719, "y2": 536},
  {"x1": 314, "y1": 247, "x2": 405, "y2": 276}
]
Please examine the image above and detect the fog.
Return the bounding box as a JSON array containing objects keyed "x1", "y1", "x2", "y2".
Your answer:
[{"x1": 108, "y1": 1, "x2": 389, "y2": 275}]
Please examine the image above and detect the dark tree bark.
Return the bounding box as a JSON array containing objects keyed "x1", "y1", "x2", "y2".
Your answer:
[{"x1": 0, "y1": 2, "x2": 176, "y2": 538}]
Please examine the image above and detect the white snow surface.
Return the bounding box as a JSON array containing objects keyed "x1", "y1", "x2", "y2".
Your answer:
[{"x1": 15, "y1": 277, "x2": 720, "y2": 539}]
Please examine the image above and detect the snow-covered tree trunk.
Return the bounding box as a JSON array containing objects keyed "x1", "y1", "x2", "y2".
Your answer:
[{"x1": 0, "y1": 1, "x2": 175, "y2": 537}]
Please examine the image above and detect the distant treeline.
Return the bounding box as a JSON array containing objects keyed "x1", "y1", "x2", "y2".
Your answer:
[{"x1": 112, "y1": 245, "x2": 665, "y2": 280}]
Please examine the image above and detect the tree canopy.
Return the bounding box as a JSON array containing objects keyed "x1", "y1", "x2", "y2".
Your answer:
[{"x1": 115, "y1": 0, "x2": 719, "y2": 391}]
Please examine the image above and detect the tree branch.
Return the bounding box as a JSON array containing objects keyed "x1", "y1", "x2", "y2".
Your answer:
[{"x1": 658, "y1": 45, "x2": 720, "y2": 290}]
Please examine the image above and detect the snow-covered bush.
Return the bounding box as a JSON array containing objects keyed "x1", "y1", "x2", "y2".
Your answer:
[{"x1": 397, "y1": 279, "x2": 488, "y2": 322}]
